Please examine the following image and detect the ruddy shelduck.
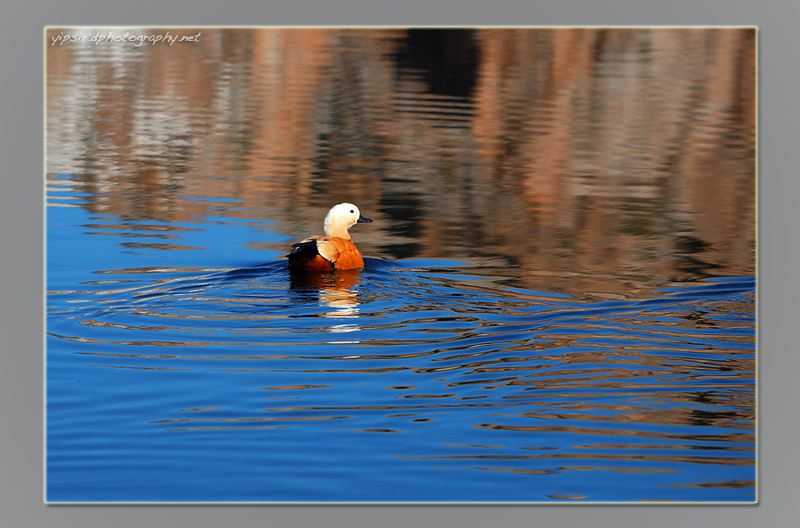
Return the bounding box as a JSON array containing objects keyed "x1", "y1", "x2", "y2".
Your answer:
[{"x1": 287, "y1": 203, "x2": 373, "y2": 272}]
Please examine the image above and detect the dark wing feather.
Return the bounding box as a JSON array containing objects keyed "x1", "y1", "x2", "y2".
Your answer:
[
  {"x1": 287, "y1": 237, "x2": 336, "y2": 272},
  {"x1": 288, "y1": 239, "x2": 320, "y2": 259}
]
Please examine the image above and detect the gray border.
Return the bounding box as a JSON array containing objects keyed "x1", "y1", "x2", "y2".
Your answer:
[{"x1": 4, "y1": 0, "x2": 796, "y2": 526}]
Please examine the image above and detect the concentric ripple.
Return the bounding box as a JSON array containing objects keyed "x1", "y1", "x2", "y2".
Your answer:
[{"x1": 47, "y1": 257, "x2": 755, "y2": 502}]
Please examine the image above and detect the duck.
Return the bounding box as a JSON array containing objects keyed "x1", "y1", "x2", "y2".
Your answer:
[{"x1": 287, "y1": 203, "x2": 373, "y2": 272}]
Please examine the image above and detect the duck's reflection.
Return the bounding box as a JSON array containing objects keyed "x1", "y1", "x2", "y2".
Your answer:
[{"x1": 289, "y1": 269, "x2": 363, "y2": 334}]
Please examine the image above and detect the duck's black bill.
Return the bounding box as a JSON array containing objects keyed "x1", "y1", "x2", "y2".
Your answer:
[{"x1": 357, "y1": 215, "x2": 373, "y2": 223}]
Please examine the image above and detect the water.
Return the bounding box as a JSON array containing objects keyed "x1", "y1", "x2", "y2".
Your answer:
[{"x1": 45, "y1": 27, "x2": 756, "y2": 503}]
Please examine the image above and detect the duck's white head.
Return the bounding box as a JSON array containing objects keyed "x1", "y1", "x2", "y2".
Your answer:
[{"x1": 323, "y1": 203, "x2": 372, "y2": 239}]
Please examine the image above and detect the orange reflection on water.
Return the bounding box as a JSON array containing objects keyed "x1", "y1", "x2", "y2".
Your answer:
[{"x1": 46, "y1": 27, "x2": 756, "y2": 294}]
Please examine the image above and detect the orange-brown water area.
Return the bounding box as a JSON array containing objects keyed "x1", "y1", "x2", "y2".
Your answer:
[{"x1": 46, "y1": 27, "x2": 755, "y2": 296}]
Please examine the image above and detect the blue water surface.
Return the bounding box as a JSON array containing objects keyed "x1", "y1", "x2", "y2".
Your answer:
[{"x1": 46, "y1": 179, "x2": 756, "y2": 503}]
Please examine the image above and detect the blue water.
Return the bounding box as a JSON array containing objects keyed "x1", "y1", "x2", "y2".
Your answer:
[{"x1": 46, "y1": 178, "x2": 756, "y2": 503}]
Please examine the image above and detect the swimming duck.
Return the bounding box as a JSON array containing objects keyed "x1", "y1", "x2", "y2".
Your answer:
[{"x1": 287, "y1": 203, "x2": 373, "y2": 272}]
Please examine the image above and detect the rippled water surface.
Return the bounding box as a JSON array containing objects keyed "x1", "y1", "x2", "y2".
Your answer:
[{"x1": 46, "y1": 27, "x2": 756, "y2": 502}]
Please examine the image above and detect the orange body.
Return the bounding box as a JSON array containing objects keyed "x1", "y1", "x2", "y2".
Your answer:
[
  {"x1": 322, "y1": 237, "x2": 365, "y2": 270},
  {"x1": 287, "y1": 236, "x2": 365, "y2": 272}
]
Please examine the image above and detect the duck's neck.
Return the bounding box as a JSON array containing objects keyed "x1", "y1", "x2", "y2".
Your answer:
[{"x1": 324, "y1": 220, "x2": 351, "y2": 240}]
